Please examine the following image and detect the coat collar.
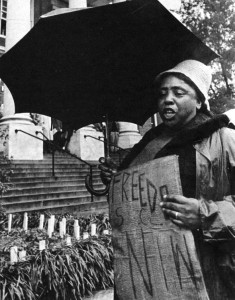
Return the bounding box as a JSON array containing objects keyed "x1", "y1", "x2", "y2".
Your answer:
[
  {"x1": 119, "y1": 113, "x2": 230, "y2": 170},
  {"x1": 158, "y1": 113, "x2": 229, "y2": 147}
]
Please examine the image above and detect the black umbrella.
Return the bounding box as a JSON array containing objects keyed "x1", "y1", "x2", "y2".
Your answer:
[{"x1": 0, "y1": 0, "x2": 217, "y2": 130}]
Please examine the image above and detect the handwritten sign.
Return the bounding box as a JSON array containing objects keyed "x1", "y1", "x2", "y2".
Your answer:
[{"x1": 109, "y1": 155, "x2": 208, "y2": 300}]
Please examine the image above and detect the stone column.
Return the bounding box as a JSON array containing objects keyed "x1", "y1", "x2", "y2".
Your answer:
[
  {"x1": 2, "y1": 0, "x2": 31, "y2": 117},
  {"x1": 0, "y1": 0, "x2": 43, "y2": 160},
  {"x1": 69, "y1": 0, "x2": 87, "y2": 8},
  {"x1": 117, "y1": 122, "x2": 142, "y2": 149}
]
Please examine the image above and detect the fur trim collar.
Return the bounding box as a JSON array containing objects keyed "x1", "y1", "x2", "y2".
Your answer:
[{"x1": 119, "y1": 113, "x2": 230, "y2": 170}]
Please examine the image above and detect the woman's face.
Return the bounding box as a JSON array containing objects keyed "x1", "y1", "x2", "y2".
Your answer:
[{"x1": 157, "y1": 75, "x2": 201, "y2": 129}]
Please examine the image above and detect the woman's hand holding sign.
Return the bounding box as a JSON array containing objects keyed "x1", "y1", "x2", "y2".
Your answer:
[{"x1": 160, "y1": 195, "x2": 201, "y2": 229}]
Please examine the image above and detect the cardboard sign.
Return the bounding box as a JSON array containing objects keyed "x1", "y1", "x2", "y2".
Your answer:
[{"x1": 109, "y1": 155, "x2": 208, "y2": 300}]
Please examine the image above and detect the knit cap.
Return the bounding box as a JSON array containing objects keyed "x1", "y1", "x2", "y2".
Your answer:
[{"x1": 155, "y1": 60, "x2": 212, "y2": 103}]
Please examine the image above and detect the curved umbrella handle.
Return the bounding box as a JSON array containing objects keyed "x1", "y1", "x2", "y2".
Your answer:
[{"x1": 85, "y1": 173, "x2": 110, "y2": 196}]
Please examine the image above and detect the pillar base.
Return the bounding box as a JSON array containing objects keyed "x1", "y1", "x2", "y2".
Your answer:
[
  {"x1": 118, "y1": 133, "x2": 142, "y2": 149},
  {"x1": 67, "y1": 126, "x2": 104, "y2": 162},
  {"x1": 0, "y1": 115, "x2": 43, "y2": 160},
  {"x1": 117, "y1": 122, "x2": 142, "y2": 149}
]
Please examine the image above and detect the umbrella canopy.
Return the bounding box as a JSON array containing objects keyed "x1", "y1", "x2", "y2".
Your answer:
[{"x1": 0, "y1": 0, "x2": 218, "y2": 129}]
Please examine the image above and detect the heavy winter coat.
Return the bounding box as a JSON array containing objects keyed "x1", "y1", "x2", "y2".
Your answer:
[{"x1": 119, "y1": 113, "x2": 235, "y2": 299}]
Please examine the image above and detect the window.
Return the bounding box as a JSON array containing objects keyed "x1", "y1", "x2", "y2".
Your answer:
[{"x1": 0, "y1": 0, "x2": 7, "y2": 36}]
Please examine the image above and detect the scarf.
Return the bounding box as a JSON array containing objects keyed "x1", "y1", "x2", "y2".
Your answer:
[{"x1": 120, "y1": 113, "x2": 230, "y2": 170}]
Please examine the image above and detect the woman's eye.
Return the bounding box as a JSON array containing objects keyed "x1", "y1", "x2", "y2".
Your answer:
[
  {"x1": 159, "y1": 90, "x2": 167, "y2": 97},
  {"x1": 174, "y1": 90, "x2": 186, "y2": 96}
]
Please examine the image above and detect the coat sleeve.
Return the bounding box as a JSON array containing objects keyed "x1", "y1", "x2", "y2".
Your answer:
[
  {"x1": 199, "y1": 128, "x2": 235, "y2": 242},
  {"x1": 199, "y1": 196, "x2": 235, "y2": 241}
]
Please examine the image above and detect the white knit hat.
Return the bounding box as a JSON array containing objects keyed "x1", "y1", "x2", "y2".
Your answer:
[{"x1": 155, "y1": 60, "x2": 212, "y2": 104}]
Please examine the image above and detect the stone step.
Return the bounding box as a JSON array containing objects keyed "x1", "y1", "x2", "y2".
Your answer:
[
  {"x1": 9, "y1": 178, "x2": 101, "y2": 188},
  {"x1": 1, "y1": 153, "x2": 107, "y2": 216},
  {"x1": 10, "y1": 175, "x2": 99, "y2": 183},
  {"x1": 11, "y1": 157, "x2": 99, "y2": 165},
  {"x1": 6, "y1": 160, "x2": 99, "y2": 169},
  {"x1": 10, "y1": 167, "x2": 95, "y2": 174},
  {"x1": 45, "y1": 153, "x2": 102, "y2": 162},
  {"x1": 10, "y1": 169, "x2": 100, "y2": 178},
  {"x1": 3, "y1": 195, "x2": 108, "y2": 214},
  {"x1": 9, "y1": 162, "x2": 90, "y2": 168},
  {"x1": 5, "y1": 182, "x2": 104, "y2": 196},
  {"x1": 2, "y1": 189, "x2": 100, "y2": 202},
  {"x1": 9, "y1": 164, "x2": 99, "y2": 171},
  {"x1": 11, "y1": 157, "x2": 96, "y2": 164}
]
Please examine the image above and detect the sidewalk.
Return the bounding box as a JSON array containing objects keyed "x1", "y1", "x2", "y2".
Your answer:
[{"x1": 83, "y1": 288, "x2": 114, "y2": 300}]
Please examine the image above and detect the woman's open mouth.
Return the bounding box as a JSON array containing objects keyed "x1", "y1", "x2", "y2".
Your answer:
[{"x1": 163, "y1": 108, "x2": 176, "y2": 120}]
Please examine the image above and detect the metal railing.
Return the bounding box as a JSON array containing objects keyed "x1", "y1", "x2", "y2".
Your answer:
[
  {"x1": 84, "y1": 134, "x2": 130, "y2": 165},
  {"x1": 84, "y1": 134, "x2": 130, "y2": 153},
  {"x1": 15, "y1": 129, "x2": 110, "y2": 198}
]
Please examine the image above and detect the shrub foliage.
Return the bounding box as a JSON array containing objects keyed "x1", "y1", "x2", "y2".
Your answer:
[{"x1": 0, "y1": 213, "x2": 113, "y2": 300}]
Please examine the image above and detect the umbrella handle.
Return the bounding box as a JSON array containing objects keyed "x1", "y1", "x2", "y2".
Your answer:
[
  {"x1": 85, "y1": 173, "x2": 110, "y2": 196},
  {"x1": 85, "y1": 115, "x2": 111, "y2": 197}
]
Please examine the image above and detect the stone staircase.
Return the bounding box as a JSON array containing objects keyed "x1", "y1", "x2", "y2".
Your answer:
[{"x1": 0, "y1": 152, "x2": 108, "y2": 216}]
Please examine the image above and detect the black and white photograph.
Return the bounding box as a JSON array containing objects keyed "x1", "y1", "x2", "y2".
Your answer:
[{"x1": 0, "y1": 0, "x2": 234, "y2": 299}]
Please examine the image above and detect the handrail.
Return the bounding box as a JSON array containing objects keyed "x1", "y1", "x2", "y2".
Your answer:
[
  {"x1": 35, "y1": 130, "x2": 92, "y2": 166},
  {"x1": 15, "y1": 129, "x2": 109, "y2": 197},
  {"x1": 84, "y1": 134, "x2": 130, "y2": 153}
]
